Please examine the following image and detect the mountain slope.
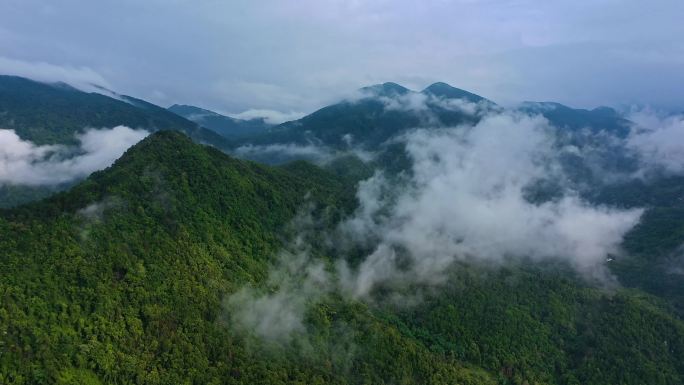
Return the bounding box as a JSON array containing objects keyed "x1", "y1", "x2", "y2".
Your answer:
[
  {"x1": 0, "y1": 75, "x2": 229, "y2": 148},
  {"x1": 422, "y1": 82, "x2": 490, "y2": 104},
  {"x1": 2, "y1": 131, "x2": 684, "y2": 384},
  {"x1": 0, "y1": 131, "x2": 493, "y2": 384},
  {"x1": 519, "y1": 101, "x2": 632, "y2": 137},
  {"x1": 241, "y1": 82, "x2": 490, "y2": 151},
  {"x1": 168, "y1": 104, "x2": 270, "y2": 138}
]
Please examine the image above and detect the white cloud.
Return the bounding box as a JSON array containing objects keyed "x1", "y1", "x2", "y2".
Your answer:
[
  {"x1": 627, "y1": 110, "x2": 684, "y2": 175},
  {"x1": 338, "y1": 112, "x2": 643, "y2": 297},
  {"x1": 0, "y1": 126, "x2": 149, "y2": 186},
  {"x1": 233, "y1": 143, "x2": 334, "y2": 165},
  {"x1": 228, "y1": 109, "x2": 305, "y2": 125},
  {"x1": 0, "y1": 56, "x2": 111, "y2": 92}
]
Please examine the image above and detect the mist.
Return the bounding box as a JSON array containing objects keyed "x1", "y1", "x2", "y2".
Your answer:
[
  {"x1": 337, "y1": 112, "x2": 642, "y2": 297},
  {"x1": 228, "y1": 109, "x2": 305, "y2": 125},
  {"x1": 627, "y1": 110, "x2": 684, "y2": 176},
  {"x1": 226, "y1": 106, "x2": 647, "y2": 339},
  {"x1": 233, "y1": 143, "x2": 335, "y2": 165},
  {"x1": 224, "y1": 208, "x2": 332, "y2": 342},
  {"x1": 0, "y1": 126, "x2": 149, "y2": 186}
]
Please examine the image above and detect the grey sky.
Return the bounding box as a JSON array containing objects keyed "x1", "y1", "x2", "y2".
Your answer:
[{"x1": 1, "y1": 0, "x2": 682, "y2": 118}]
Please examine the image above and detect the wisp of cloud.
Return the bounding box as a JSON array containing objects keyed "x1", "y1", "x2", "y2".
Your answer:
[{"x1": 0, "y1": 126, "x2": 149, "y2": 186}]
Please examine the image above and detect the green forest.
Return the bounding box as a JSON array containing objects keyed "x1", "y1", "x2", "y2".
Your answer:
[{"x1": 2, "y1": 131, "x2": 684, "y2": 385}]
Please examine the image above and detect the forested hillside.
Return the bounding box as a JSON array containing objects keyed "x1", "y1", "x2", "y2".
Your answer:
[{"x1": 2, "y1": 131, "x2": 684, "y2": 385}]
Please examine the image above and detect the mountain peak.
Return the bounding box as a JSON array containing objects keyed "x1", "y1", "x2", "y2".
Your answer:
[
  {"x1": 360, "y1": 82, "x2": 410, "y2": 97},
  {"x1": 422, "y1": 82, "x2": 487, "y2": 103}
]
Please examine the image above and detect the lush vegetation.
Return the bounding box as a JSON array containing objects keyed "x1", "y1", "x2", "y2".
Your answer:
[
  {"x1": 590, "y1": 176, "x2": 684, "y2": 315},
  {"x1": 1, "y1": 131, "x2": 683, "y2": 384}
]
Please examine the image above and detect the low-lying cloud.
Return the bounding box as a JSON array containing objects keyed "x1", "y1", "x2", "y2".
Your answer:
[
  {"x1": 627, "y1": 109, "x2": 684, "y2": 175},
  {"x1": 233, "y1": 143, "x2": 334, "y2": 165},
  {"x1": 337, "y1": 112, "x2": 642, "y2": 297},
  {"x1": 224, "y1": 208, "x2": 332, "y2": 342},
  {"x1": 0, "y1": 126, "x2": 149, "y2": 186},
  {"x1": 229, "y1": 109, "x2": 305, "y2": 125},
  {"x1": 379, "y1": 92, "x2": 493, "y2": 117}
]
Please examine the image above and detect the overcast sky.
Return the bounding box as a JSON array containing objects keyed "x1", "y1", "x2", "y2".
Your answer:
[{"x1": 1, "y1": 0, "x2": 683, "y2": 118}]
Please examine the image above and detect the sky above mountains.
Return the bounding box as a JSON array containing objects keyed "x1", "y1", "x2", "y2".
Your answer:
[{"x1": 1, "y1": 0, "x2": 682, "y2": 119}]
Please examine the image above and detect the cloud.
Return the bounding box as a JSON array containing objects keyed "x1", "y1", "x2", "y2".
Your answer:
[
  {"x1": 77, "y1": 196, "x2": 123, "y2": 222},
  {"x1": 0, "y1": 56, "x2": 111, "y2": 92},
  {"x1": 233, "y1": 143, "x2": 334, "y2": 165},
  {"x1": 224, "y1": 207, "x2": 332, "y2": 342},
  {"x1": 627, "y1": 109, "x2": 684, "y2": 175},
  {"x1": 338, "y1": 112, "x2": 643, "y2": 297},
  {"x1": 229, "y1": 109, "x2": 305, "y2": 125},
  {"x1": 0, "y1": 126, "x2": 149, "y2": 186},
  {"x1": 379, "y1": 91, "x2": 490, "y2": 117}
]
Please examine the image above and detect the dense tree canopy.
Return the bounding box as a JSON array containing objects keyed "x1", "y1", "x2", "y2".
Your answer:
[{"x1": 1, "y1": 131, "x2": 683, "y2": 384}]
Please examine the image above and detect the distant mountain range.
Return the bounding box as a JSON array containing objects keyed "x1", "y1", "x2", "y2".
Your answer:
[
  {"x1": 167, "y1": 104, "x2": 271, "y2": 139},
  {"x1": 0, "y1": 74, "x2": 633, "y2": 153},
  {"x1": 231, "y1": 81, "x2": 632, "y2": 154}
]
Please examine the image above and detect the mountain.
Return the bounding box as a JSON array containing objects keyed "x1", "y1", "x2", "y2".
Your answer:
[
  {"x1": 2, "y1": 130, "x2": 684, "y2": 384},
  {"x1": 168, "y1": 104, "x2": 271, "y2": 139},
  {"x1": 231, "y1": 83, "x2": 634, "y2": 163},
  {"x1": 0, "y1": 75, "x2": 229, "y2": 148},
  {"x1": 359, "y1": 81, "x2": 411, "y2": 97},
  {"x1": 241, "y1": 82, "x2": 492, "y2": 151},
  {"x1": 519, "y1": 101, "x2": 632, "y2": 138},
  {"x1": 422, "y1": 82, "x2": 490, "y2": 104}
]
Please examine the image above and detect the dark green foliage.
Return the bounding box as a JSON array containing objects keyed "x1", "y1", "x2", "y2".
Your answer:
[
  {"x1": 381, "y1": 266, "x2": 684, "y2": 385},
  {"x1": 0, "y1": 184, "x2": 74, "y2": 209},
  {"x1": 323, "y1": 155, "x2": 375, "y2": 186},
  {"x1": 590, "y1": 176, "x2": 684, "y2": 314},
  {"x1": 0, "y1": 131, "x2": 492, "y2": 384}
]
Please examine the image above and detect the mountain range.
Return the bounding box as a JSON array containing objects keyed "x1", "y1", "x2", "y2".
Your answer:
[{"x1": 1, "y1": 74, "x2": 684, "y2": 384}]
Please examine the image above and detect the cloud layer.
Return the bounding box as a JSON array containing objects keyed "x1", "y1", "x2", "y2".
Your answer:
[
  {"x1": 228, "y1": 109, "x2": 305, "y2": 125},
  {"x1": 233, "y1": 143, "x2": 335, "y2": 165},
  {"x1": 338, "y1": 113, "x2": 642, "y2": 297},
  {"x1": 627, "y1": 110, "x2": 684, "y2": 175},
  {"x1": 0, "y1": 126, "x2": 149, "y2": 186}
]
